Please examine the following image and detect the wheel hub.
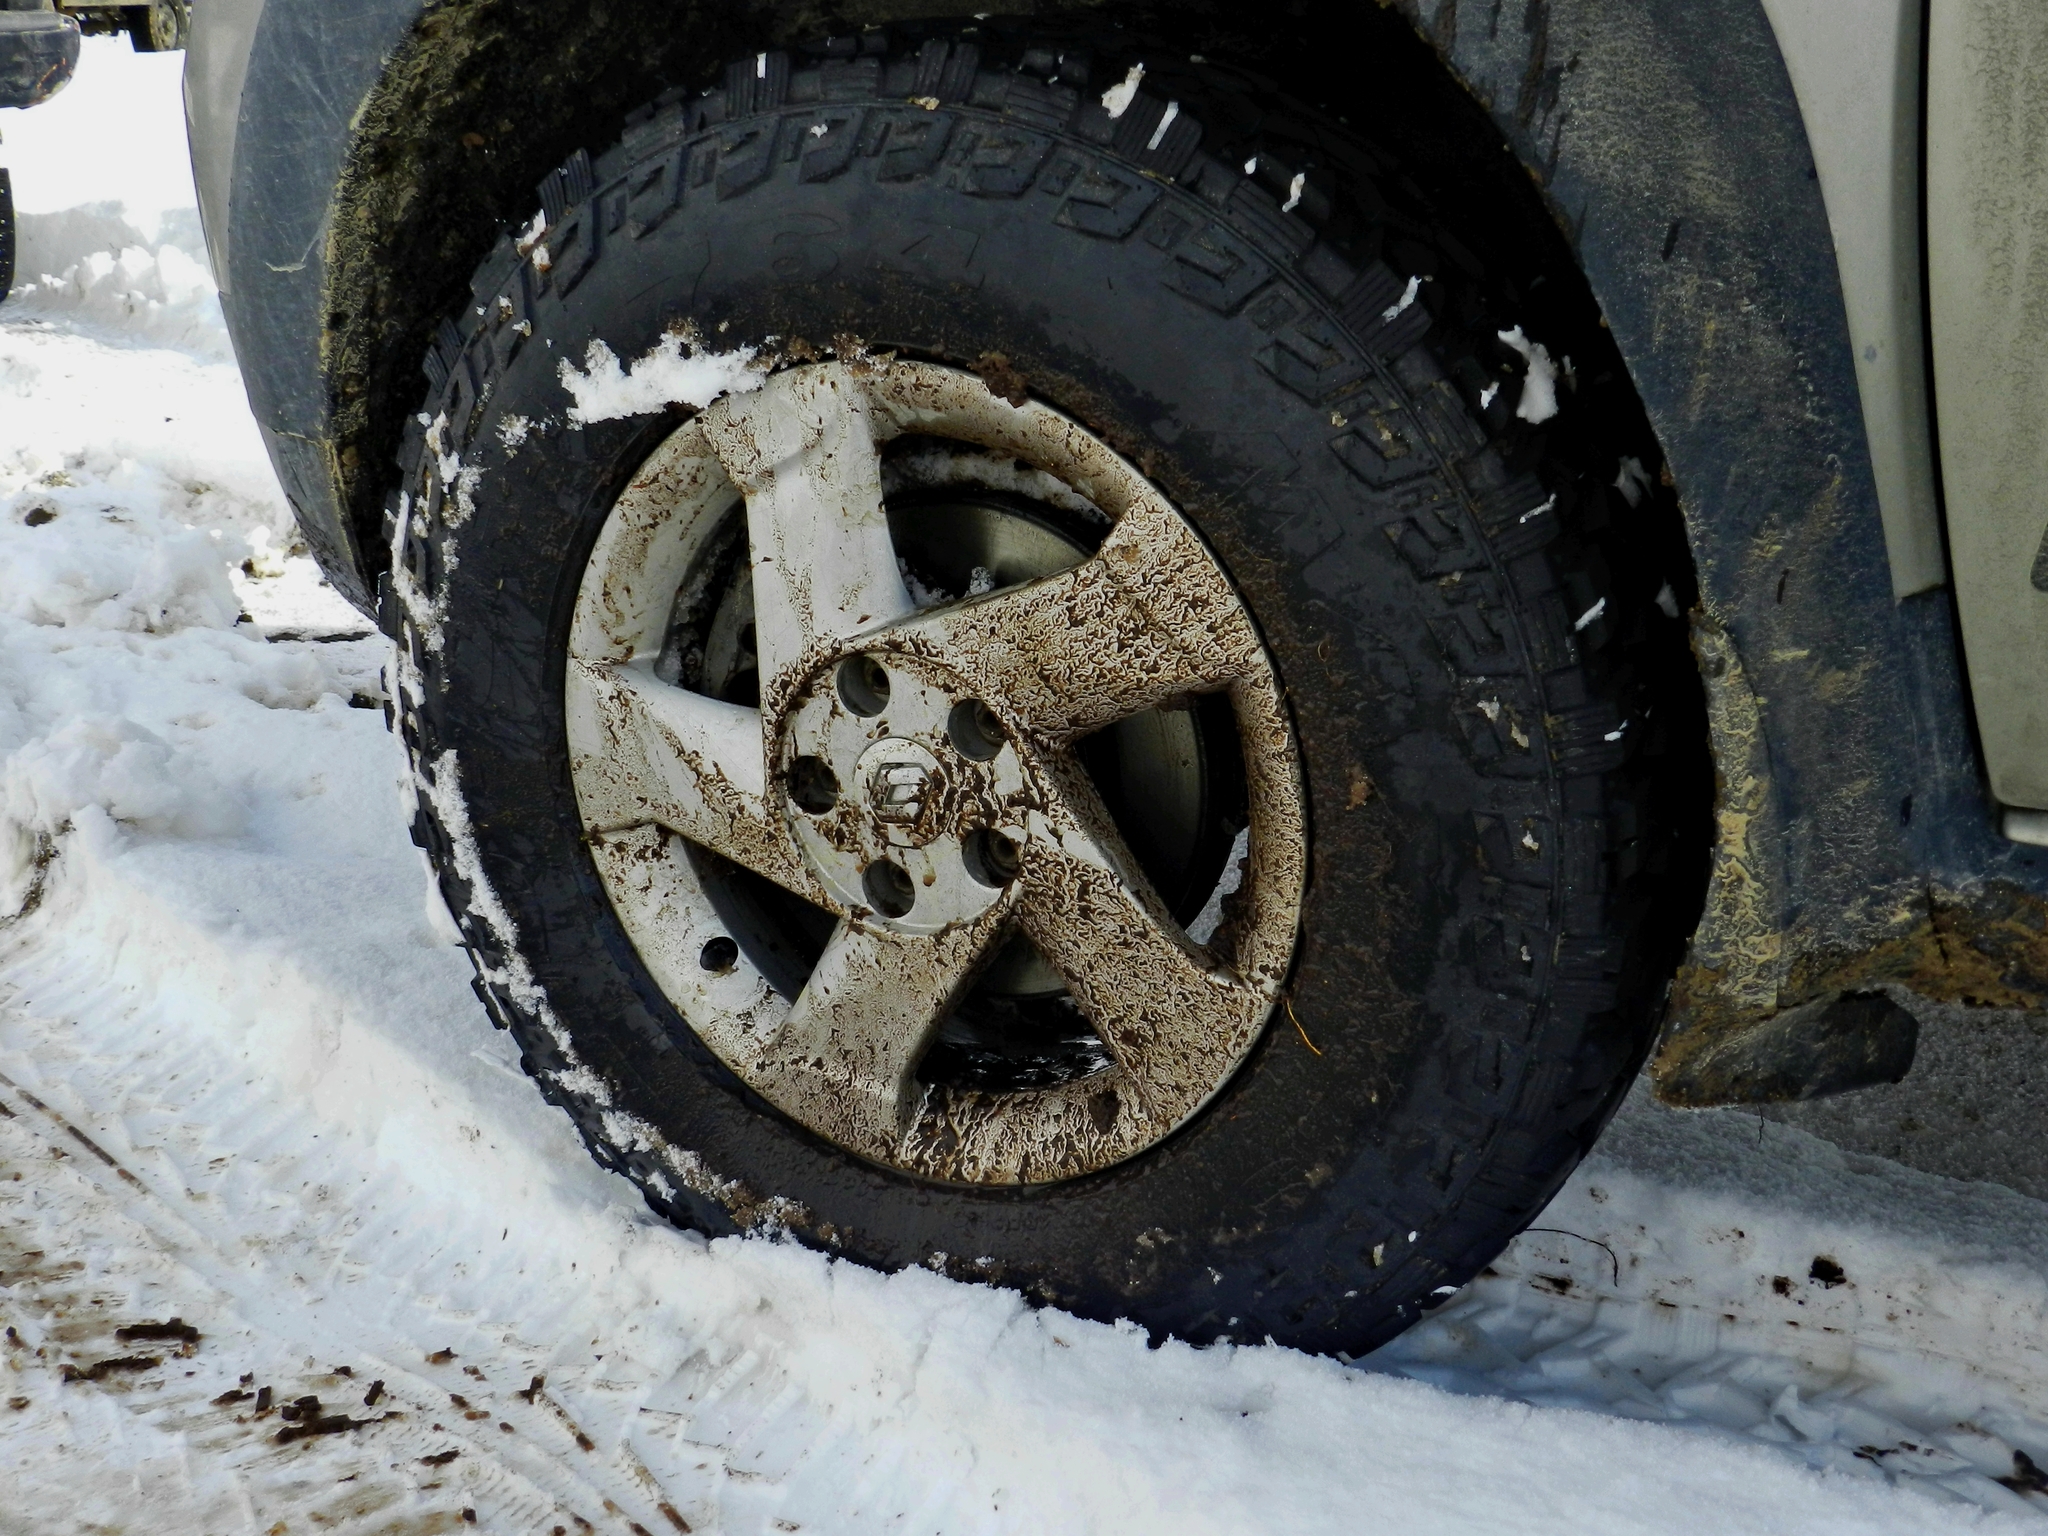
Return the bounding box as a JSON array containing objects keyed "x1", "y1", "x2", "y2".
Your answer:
[
  {"x1": 780, "y1": 655, "x2": 1033, "y2": 935},
  {"x1": 565, "y1": 359, "x2": 1308, "y2": 1185},
  {"x1": 860, "y1": 740, "x2": 939, "y2": 840}
]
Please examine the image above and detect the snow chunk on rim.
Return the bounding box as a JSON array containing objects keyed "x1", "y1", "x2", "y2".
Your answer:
[{"x1": 556, "y1": 333, "x2": 763, "y2": 425}]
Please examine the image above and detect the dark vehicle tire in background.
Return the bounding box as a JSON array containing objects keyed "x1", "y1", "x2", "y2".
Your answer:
[
  {"x1": 123, "y1": 0, "x2": 184, "y2": 53},
  {"x1": 0, "y1": 168, "x2": 13, "y2": 302},
  {"x1": 387, "y1": 30, "x2": 1711, "y2": 1354}
]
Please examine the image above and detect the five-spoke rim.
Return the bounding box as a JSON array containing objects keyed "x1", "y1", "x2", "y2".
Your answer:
[{"x1": 565, "y1": 360, "x2": 1306, "y2": 1185}]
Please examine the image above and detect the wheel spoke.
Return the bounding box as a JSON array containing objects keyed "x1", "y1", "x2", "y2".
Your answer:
[
  {"x1": 1017, "y1": 758, "x2": 1266, "y2": 1124},
  {"x1": 568, "y1": 358, "x2": 1309, "y2": 1186},
  {"x1": 565, "y1": 658, "x2": 805, "y2": 891},
  {"x1": 753, "y1": 914, "x2": 1005, "y2": 1152},
  {"x1": 876, "y1": 511, "x2": 1261, "y2": 741},
  {"x1": 699, "y1": 364, "x2": 915, "y2": 703}
]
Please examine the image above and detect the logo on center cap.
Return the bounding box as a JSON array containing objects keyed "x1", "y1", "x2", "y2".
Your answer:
[
  {"x1": 856, "y1": 738, "x2": 945, "y2": 846},
  {"x1": 871, "y1": 761, "x2": 931, "y2": 824}
]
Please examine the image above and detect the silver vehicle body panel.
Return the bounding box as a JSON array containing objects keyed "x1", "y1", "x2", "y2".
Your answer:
[
  {"x1": 182, "y1": 0, "x2": 263, "y2": 295},
  {"x1": 1760, "y1": 0, "x2": 1946, "y2": 600},
  {"x1": 1927, "y1": 0, "x2": 2048, "y2": 813}
]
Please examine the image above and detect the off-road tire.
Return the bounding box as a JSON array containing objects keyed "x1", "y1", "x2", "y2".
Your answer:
[{"x1": 386, "y1": 29, "x2": 1710, "y2": 1354}]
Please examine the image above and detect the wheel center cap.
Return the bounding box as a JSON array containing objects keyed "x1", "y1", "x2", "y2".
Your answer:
[
  {"x1": 858, "y1": 738, "x2": 943, "y2": 847},
  {"x1": 778, "y1": 659, "x2": 1030, "y2": 935}
]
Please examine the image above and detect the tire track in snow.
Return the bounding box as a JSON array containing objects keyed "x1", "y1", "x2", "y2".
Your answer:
[
  {"x1": 0, "y1": 872, "x2": 1047, "y2": 1536},
  {"x1": 4, "y1": 895, "x2": 2044, "y2": 1533},
  {"x1": 0, "y1": 1052, "x2": 687, "y2": 1535}
]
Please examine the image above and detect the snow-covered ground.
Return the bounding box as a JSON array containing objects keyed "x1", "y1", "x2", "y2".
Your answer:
[{"x1": 5, "y1": 40, "x2": 2048, "y2": 1536}]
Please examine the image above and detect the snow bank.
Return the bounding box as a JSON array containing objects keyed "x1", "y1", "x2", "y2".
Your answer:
[
  {"x1": 8, "y1": 204, "x2": 231, "y2": 360},
  {"x1": 0, "y1": 584, "x2": 357, "y2": 910},
  {"x1": 12, "y1": 202, "x2": 178, "y2": 281},
  {"x1": 11, "y1": 231, "x2": 228, "y2": 358},
  {"x1": 0, "y1": 501, "x2": 237, "y2": 631},
  {"x1": 2, "y1": 37, "x2": 220, "y2": 353},
  {"x1": 0, "y1": 211, "x2": 365, "y2": 914},
  {"x1": 0, "y1": 308, "x2": 275, "y2": 556}
]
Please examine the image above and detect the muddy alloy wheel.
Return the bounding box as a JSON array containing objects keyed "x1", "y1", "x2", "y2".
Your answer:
[
  {"x1": 387, "y1": 30, "x2": 1710, "y2": 1353},
  {"x1": 568, "y1": 360, "x2": 1306, "y2": 1183}
]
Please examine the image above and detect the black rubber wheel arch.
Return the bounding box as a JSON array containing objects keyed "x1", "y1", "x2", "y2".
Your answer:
[{"x1": 386, "y1": 27, "x2": 1711, "y2": 1356}]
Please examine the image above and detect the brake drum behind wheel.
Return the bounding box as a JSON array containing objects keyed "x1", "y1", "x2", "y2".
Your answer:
[{"x1": 388, "y1": 30, "x2": 1710, "y2": 1353}]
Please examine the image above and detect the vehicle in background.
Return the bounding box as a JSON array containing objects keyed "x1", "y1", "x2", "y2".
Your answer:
[
  {"x1": 182, "y1": 0, "x2": 2048, "y2": 1357},
  {"x1": 0, "y1": 0, "x2": 79, "y2": 298},
  {"x1": 55, "y1": 0, "x2": 185, "y2": 53}
]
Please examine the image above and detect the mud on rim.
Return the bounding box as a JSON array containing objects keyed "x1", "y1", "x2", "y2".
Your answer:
[{"x1": 566, "y1": 358, "x2": 1308, "y2": 1186}]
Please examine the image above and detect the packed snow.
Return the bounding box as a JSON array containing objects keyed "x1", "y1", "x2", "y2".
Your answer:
[
  {"x1": 1382, "y1": 272, "x2": 1427, "y2": 323},
  {"x1": 1100, "y1": 62, "x2": 1145, "y2": 119},
  {"x1": 557, "y1": 332, "x2": 763, "y2": 426},
  {"x1": 1498, "y1": 324, "x2": 1562, "y2": 424},
  {"x1": 3, "y1": 38, "x2": 2048, "y2": 1536}
]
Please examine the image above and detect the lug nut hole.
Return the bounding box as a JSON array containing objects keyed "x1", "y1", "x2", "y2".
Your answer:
[
  {"x1": 947, "y1": 698, "x2": 1006, "y2": 762},
  {"x1": 862, "y1": 859, "x2": 918, "y2": 918},
  {"x1": 837, "y1": 655, "x2": 892, "y2": 717},
  {"x1": 789, "y1": 755, "x2": 840, "y2": 814},
  {"x1": 963, "y1": 828, "x2": 1022, "y2": 888},
  {"x1": 698, "y1": 935, "x2": 739, "y2": 974}
]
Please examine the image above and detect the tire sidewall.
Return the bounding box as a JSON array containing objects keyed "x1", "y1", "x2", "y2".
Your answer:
[{"x1": 403, "y1": 86, "x2": 1635, "y2": 1351}]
